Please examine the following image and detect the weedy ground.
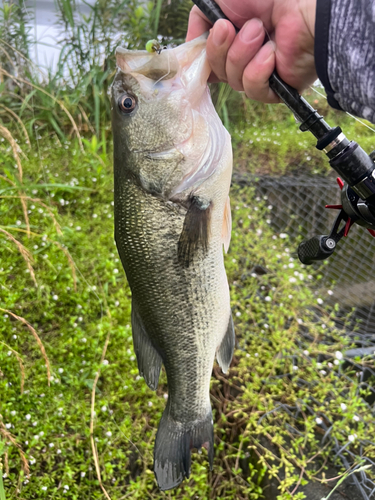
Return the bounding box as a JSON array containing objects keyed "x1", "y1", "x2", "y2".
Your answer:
[
  {"x1": 1, "y1": 128, "x2": 375, "y2": 500},
  {"x1": 1, "y1": 0, "x2": 375, "y2": 498}
]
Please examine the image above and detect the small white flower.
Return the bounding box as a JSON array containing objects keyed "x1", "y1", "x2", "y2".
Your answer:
[
  {"x1": 254, "y1": 353, "x2": 259, "y2": 357},
  {"x1": 58, "y1": 368, "x2": 64, "y2": 374},
  {"x1": 81, "y1": 337, "x2": 87, "y2": 343},
  {"x1": 334, "y1": 359, "x2": 340, "y2": 365},
  {"x1": 297, "y1": 318, "x2": 303, "y2": 325},
  {"x1": 353, "y1": 415, "x2": 360, "y2": 422},
  {"x1": 148, "y1": 401, "x2": 153, "y2": 407},
  {"x1": 115, "y1": 300, "x2": 120, "y2": 307},
  {"x1": 42, "y1": 486, "x2": 47, "y2": 491},
  {"x1": 327, "y1": 289, "x2": 333, "y2": 295},
  {"x1": 317, "y1": 298, "x2": 323, "y2": 305},
  {"x1": 53, "y1": 295, "x2": 58, "y2": 300},
  {"x1": 163, "y1": 393, "x2": 168, "y2": 399},
  {"x1": 81, "y1": 472, "x2": 86, "y2": 477},
  {"x1": 105, "y1": 431, "x2": 112, "y2": 437},
  {"x1": 340, "y1": 403, "x2": 347, "y2": 411},
  {"x1": 235, "y1": 311, "x2": 241, "y2": 317},
  {"x1": 39, "y1": 431, "x2": 44, "y2": 436},
  {"x1": 16, "y1": 220, "x2": 22, "y2": 226},
  {"x1": 63, "y1": 485, "x2": 69, "y2": 490},
  {"x1": 292, "y1": 366, "x2": 298, "y2": 371},
  {"x1": 113, "y1": 268, "x2": 119, "y2": 274},
  {"x1": 320, "y1": 370, "x2": 327, "y2": 375},
  {"x1": 49, "y1": 443, "x2": 54, "y2": 448},
  {"x1": 25, "y1": 414, "x2": 31, "y2": 421},
  {"x1": 288, "y1": 294, "x2": 293, "y2": 299},
  {"x1": 101, "y1": 406, "x2": 107, "y2": 412},
  {"x1": 335, "y1": 351, "x2": 343, "y2": 360},
  {"x1": 288, "y1": 263, "x2": 294, "y2": 268},
  {"x1": 316, "y1": 417, "x2": 323, "y2": 425},
  {"x1": 57, "y1": 449, "x2": 62, "y2": 454},
  {"x1": 279, "y1": 233, "x2": 287, "y2": 239},
  {"x1": 348, "y1": 435, "x2": 356, "y2": 442},
  {"x1": 289, "y1": 277, "x2": 297, "y2": 283},
  {"x1": 5, "y1": 423, "x2": 11, "y2": 429},
  {"x1": 102, "y1": 360, "x2": 109, "y2": 366},
  {"x1": 303, "y1": 350, "x2": 309, "y2": 356},
  {"x1": 93, "y1": 214, "x2": 98, "y2": 218},
  {"x1": 265, "y1": 296, "x2": 271, "y2": 302}
]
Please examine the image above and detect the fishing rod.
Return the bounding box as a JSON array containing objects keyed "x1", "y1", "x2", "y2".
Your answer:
[{"x1": 191, "y1": 0, "x2": 375, "y2": 265}]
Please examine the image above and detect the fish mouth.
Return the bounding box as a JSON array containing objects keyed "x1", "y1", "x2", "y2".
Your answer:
[{"x1": 115, "y1": 34, "x2": 211, "y2": 102}]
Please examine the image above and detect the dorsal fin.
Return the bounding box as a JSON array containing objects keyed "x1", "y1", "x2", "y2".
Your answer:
[{"x1": 222, "y1": 196, "x2": 232, "y2": 253}]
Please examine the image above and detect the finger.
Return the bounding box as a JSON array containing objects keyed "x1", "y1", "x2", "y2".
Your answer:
[
  {"x1": 242, "y1": 41, "x2": 280, "y2": 103},
  {"x1": 206, "y1": 19, "x2": 236, "y2": 82},
  {"x1": 216, "y1": 0, "x2": 273, "y2": 31},
  {"x1": 186, "y1": 6, "x2": 212, "y2": 42},
  {"x1": 226, "y1": 18, "x2": 265, "y2": 91}
]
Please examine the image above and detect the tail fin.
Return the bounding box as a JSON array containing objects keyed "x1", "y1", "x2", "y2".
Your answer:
[{"x1": 153, "y1": 405, "x2": 214, "y2": 491}]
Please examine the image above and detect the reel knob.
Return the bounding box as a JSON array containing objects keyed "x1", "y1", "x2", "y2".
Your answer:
[{"x1": 298, "y1": 236, "x2": 336, "y2": 265}]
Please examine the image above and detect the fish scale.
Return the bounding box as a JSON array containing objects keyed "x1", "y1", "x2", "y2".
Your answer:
[{"x1": 111, "y1": 35, "x2": 235, "y2": 490}]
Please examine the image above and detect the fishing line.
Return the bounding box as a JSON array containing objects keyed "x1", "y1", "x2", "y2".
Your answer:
[
  {"x1": 309, "y1": 85, "x2": 375, "y2": 134},
  {"x1": 153, "y1": 49, "x2": 171, "y2": 87},
  {"x1": 263, "y1": 22, "x2": 375, "y2": 136}
]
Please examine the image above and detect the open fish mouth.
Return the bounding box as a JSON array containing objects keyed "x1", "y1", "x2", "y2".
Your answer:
[{"x1": 115, "y1": 34, "x2": 211, "y2": 104}]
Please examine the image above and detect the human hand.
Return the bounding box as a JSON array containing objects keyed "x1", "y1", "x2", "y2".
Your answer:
[{"x1": 186, "y1": 0, "x2": 317, "y2": 103}]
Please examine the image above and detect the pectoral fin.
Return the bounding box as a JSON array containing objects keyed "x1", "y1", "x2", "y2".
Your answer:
[
  {"x1": 131, "y1": 300, "x2": 162, "y2": 390},
  {"x1": 222, "y1": 196, "x2": 232, "y2": 253},
  {"x1": 216, "y1": 314, "x2": 235, "y2": 374},
  {"x1": 177, "y1": 197, "x2": 211, "y2": 268}
]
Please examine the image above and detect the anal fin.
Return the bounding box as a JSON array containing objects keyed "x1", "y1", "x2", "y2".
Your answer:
[
  {"x1": 131, "y1": 300, "x2": 162, "y2": 390},
  {"x1": 216, "y1": 314, "x2": 235, "y2": 374}
]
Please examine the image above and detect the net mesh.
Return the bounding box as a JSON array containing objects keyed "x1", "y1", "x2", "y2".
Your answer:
[{"x1": 234, "y1": 172, "x2": 375, "y2": 499}]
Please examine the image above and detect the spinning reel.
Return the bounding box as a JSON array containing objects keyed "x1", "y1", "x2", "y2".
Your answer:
[{"x1": 192, "y1": 0, "x2": 375, "y2": 265}]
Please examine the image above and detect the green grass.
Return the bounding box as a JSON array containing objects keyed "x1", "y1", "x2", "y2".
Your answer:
[
  {"x1": 1, "y1": 131, "x2": 374, "y2": 499},
  {"x1": 1, "y1": 2, "x2": 375, "y2": 497},
  {"x1": 229, "y1": 87, "x2": 375, "y2": 176}
]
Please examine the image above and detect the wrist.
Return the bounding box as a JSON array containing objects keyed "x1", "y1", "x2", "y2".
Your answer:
[{"x1": 298, "y1": 0, "x2": 317, "y2": 39}]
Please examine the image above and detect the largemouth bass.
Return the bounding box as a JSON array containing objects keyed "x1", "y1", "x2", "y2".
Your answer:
[{"x1": 111, "y1": 35, "x2": 234, "y2": 491}]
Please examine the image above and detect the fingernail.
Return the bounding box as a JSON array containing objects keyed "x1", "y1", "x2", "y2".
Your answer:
[
  {"x1": 212, "y1": 20, "x2": 228, "y2": 46},
  {"x1": 255, "y1": 41, "x2": 276, "y2": 62},
  {"x1": 240, "y1": 18, "x2": 263, "y2": 43}
]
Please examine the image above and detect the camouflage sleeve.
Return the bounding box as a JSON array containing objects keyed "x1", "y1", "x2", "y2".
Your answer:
[{"x1": 314, "y1": 0, "x2": 375, "y2": 123}]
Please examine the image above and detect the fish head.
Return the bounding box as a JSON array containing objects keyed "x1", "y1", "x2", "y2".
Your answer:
[
  {"x1": 111, "y1": 35, "x2": 227, "y2": 198},
  {"x1": 111, "y1": 35, "x2": 209, "y2": 153}
]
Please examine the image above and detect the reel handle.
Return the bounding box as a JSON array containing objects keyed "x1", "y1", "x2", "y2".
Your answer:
[{"x1": 298, "y1": 236, "x2": 336, "y2": 265}]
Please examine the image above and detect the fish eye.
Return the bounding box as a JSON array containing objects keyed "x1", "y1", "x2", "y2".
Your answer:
[{"x1": 118, "y1": 93, "x2": 137, "y2": 113}]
